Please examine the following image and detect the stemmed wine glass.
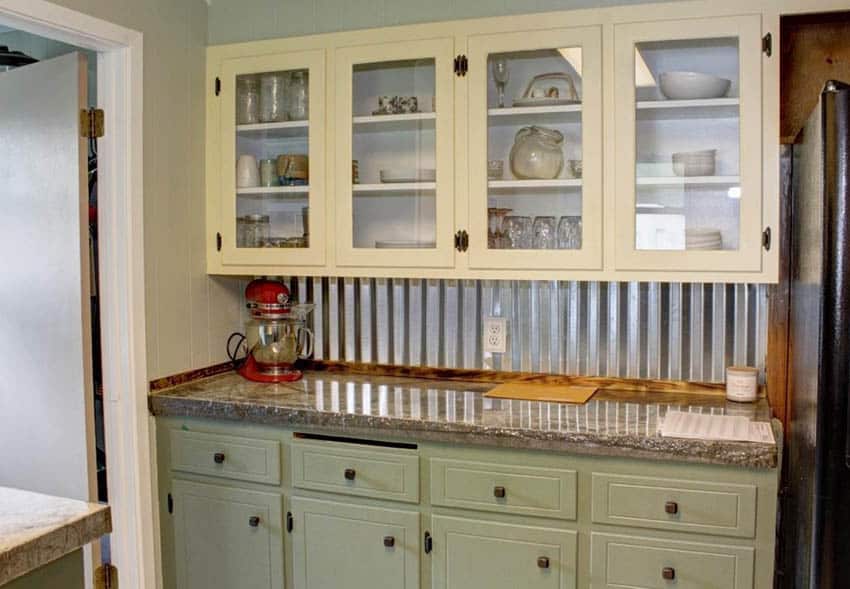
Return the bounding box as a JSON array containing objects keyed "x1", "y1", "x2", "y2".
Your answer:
[{"x1": 492, "y1": 56, "x2": 510, "y2": 108}]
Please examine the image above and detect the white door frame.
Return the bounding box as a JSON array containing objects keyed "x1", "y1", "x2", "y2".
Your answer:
[{"x1": 0, "y1": 2, "x2": 155, "y2": 588}]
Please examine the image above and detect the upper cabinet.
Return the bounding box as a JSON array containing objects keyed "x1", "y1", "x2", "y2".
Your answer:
[
  {"x1": 206, "y1": 8, "x2": 778, "y2": 282},
  {"x1": 613, "y1": 15, "x2": 764, "y2": 273},
  {"x1": 335, "y1": 39, "x2": 456, "y2": 268},
  {"x1": 217, "y1": 50, "x2": 326, "y2": 267},
  {"x1": 467, "y1": 26, "x2": 602, "y2": 271}
]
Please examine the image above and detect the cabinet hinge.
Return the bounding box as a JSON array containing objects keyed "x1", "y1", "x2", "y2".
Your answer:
[
  {"x1": 80, "y1": 108, "x2": 105, "y2": 139},
  {"x1": 94, "y1": 564, "x2": 118, "y2": 589},
  {"x1": 286, "y1": 511, "x2": 293, "y2": 533},
  {"x1": 424, "y1": 531, "x2": 433, "y2": 554},
  {"x1": 454, "y1": 230, "x2": 469, "y2": 252},
  {"x1": 167, "y1": 493, "x2": 173, "y2": 514},
  {"x1": 453, "y1": 54, "x2": 468, "y2": 77},
  {"x1": 215, "y1": 77, "x2": 221, "y2": 96},
  {"x1": 216, "y1": 232, "x2": 222, "y2": 251},
  {"x1": 762, "y1": 227, "x2": 772, "y2": 251},
  {"x1": 762, "y1": 33, "x2": 772, "y2": 57}
]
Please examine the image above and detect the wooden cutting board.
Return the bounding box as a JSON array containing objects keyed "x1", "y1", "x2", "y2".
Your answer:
[{"x1": 483, "y1": 382, "x2": 598, "y2": 404}]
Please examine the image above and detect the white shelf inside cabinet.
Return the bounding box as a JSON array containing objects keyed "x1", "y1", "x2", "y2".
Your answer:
[
  {"x1": 636, "y1": 176, "x2": 740, "y2": 187},
  {"x1": 488, "y1": 104, "x2": 582, "y2": 125},
  {"x1": 636, "y1": 98, "x2": 739, "y2": 120},
  {"x1": 353, "y1": 112, "x2": 436, "y2": 131},
  {"x1": 489, "y1": 179, "x2": 582, "y2": 189},
  {"x1": 353, "y1": 182, "x2": 436, "y2": 194},
  {"x1": 236, "y1": 186, "x2": 310, "y2": 198},
  {"x1": 236, "y1": 121, "x2": 309, "y2": 138}
]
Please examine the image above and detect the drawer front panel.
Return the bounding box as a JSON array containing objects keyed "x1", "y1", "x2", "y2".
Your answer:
[
  {"x1": 591, "y1": 533, "x2": 754, "y2": 589},
  {"x1": 433, "y1": 515, "x2": 577, "y2": 589},
  {"x1": 431, "y1": 458, "x2": 577, "y2": 520},
  {"x1": 591, "y1": 473, "x2": 756, "y2": 537},
  {"x1": 170, "y1": 430, "x2": 281, "y2": 485},
  {"x1": 291, "y1": 441, "x2": 419, "y2": 503}
]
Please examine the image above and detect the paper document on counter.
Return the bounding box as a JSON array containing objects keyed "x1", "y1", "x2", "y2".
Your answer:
[{"x1": 660, "y1": 411, "x2": 775, "y2": 444}]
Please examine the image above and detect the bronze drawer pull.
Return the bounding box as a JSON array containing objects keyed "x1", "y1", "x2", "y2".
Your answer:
[
  {"x1": 344, "y1": 468, "x2": 356, "y2": 481},
  {"x1": 213, "y1": 452, "x2": 225, "y2": 464},
  {"x1": 248, "y1": 516, "x2": 260, "y2": 528},
  {"x1": 493, "y1": 486, "x2": 506, "y2": 498},
  {"x1": 383, "y1": 536, "x2": 395, "y2": 548},
  {"x1": 665, "y1": 501, "x2": 679, "y2": 515},
  {"x1": 662, "y1": 567, "x2": 675, "y2": 581},
  {"x1": 537, "y1": 557, "x2": 550, "y2": 569}
]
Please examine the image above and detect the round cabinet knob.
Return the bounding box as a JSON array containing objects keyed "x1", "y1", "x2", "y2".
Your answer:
[
  {"x1": 248, "y1": 516, "x2": 261, "y2": 528},
  {"x1": 344, "y1": 468, "x2": 356, "y2": 481},
  {"x1": 662, "y1": 567, "x2": 676, "y2": 581},
  {"x1": 493, "y1": 486, "x2": 506, "y2": 499},
  {"x1": 383, "y1": 536, "x2": 395, "y2": 548},
  {"x1": 664, "y1": 501, "x2": 679, "y2": 515},
  {"x1": 537, "y1": 557, "x2": 550, "y2": 569},
  {"x1": 213, "y1": 452, "x2": 225, "y2": 464}
]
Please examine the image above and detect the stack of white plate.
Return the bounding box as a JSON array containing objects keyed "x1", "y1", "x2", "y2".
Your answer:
[
  {"x1": 672, "y1": 149, "x2": 716, "y2": 177},
  {"x1": 686, "y1": 228, "x2": 722, "y2": 250}
]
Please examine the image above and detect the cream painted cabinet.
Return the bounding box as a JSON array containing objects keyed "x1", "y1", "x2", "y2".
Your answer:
[
  {"x1": 216, "y1": 49, "x2": 326, "y2": 267},
  {"x1": 613, "y1": 15, "x2": 766, "y2": 273},
  {"x1": 467, "y1": 26, "x2": 603, "y2": 270},
  {"x1": 334, "y1": 39, "x2": 457, "y2": 268}
]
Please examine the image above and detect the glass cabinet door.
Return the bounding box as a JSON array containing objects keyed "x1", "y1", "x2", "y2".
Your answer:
[
  {"x1": 335, "y1": 39, "x2": 455, "y2": 268},
  {"x1": 467, "y1": 27, "x2": 603, "y2": 270},
  {"x1": 614, "y1": 16, "x2": 763, "y2": 272},
  {"x1": 218, "y1": 50, "x2": 325, "y2": 266}
]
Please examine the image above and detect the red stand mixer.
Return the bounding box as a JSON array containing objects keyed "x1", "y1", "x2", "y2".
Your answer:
[{"x1": 230, "y1": 279, "x2": 315, "y2": 383}]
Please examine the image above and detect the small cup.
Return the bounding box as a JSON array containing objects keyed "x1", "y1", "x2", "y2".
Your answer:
[
  {"x1": 487, "y1": 160, "x2": 504, "y2": 180},
  {"x1": 726, "y1": 366, "x2": 759, "y2": 402},
  {"x1": 236, "y1": 154, "x2": 259, "y2": 188},
  {"x1": 259, "y1": 158, "x2": 279, "y2": 187},
  {"x1": 376, "y1": 96, "x2": 394, "y2": 115}
]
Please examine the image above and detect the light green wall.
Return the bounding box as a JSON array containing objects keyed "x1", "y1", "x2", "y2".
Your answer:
[{"x1": 208, "y1": 0, "x2": 681, "y2": 45}]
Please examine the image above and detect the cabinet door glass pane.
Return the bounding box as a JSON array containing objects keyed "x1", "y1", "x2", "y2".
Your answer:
[
  {"x1": 235, "y1": 69, "x2": 310, "y2": 250},
  {"x1": 486, "y1": 48, "x2": 583, "y2": 251},
  {"x1": 634, "y1": 38, "x2": 740, "y2": 251},
  {"x1": 352, "y1": 59, "x2": 436, "y2": 249}
]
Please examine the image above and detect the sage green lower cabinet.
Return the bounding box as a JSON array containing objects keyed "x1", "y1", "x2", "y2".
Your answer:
[
  {"x1": 290, "y1": 496, "x2": 420, "y2": 589},
  {"x1": 590, "y1": 532, "x2": 755, "y2": 589},
  {"x1": 172, "y1": 479, "x2": 284, "y2": 589},
  {"x1": 432, "y1": 515, "x2": 577, "y2": 589}
]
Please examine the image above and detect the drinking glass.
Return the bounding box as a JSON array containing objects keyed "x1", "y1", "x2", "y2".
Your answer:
[
  {"x1": 557, "y1": 216, "x2": 582, "y2": 249},
  {"x1": 532, "y1": 216, "x2": 557, "y2": 249},
  {"x1": 488, "y1": 207, "x2": 512, "y2": 249},
  {"x1": 504, "y1": 215, "x2": 532, "y2": 249},
  {"x1": 492, "y1": 57, "x2": 510, "y2": 108}
]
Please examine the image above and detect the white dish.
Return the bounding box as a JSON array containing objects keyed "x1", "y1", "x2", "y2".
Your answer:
[
  {"x1": 660, "y1": 72, "x2": 731, "y2": 100},
  {"x1": 375, "y1": 240, "x2": 436, "y2": 249},
  {"x1": 511, "y1": 97, "x2": 581, "y2": 108},
  {"x1": 379, "y1": 168, "x2": 436, "y2": 183},
  {"x1": 672, "y1": 149, "x2": 717, "y2": 177}
]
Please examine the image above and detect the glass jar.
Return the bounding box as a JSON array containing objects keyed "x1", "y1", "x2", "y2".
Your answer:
[
  {"x1": 259, "y1": 158, "x2": 279, "y2": 187},
  {"x1": 509, "y1": 126, "x2": 564, "y2": 179},
  {"x1": 288, "y1": 71, "x2": 309, "y2": 121},
  {"x1": 236, "y1": 76, "x2": 260, "y2": 125},
  {"x1": 243, "y1": 214, "x2": 270, "y2": 248},
  {"x1": 259, "y1": 73, "x2": 288, "y2": 123},
  {"x1": 236, "y1": 216, "x2": 248, "y2": 247}
]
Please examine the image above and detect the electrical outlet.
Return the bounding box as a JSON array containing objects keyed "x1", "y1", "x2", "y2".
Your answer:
[{"x1": 483, "y1": 317, "x2": 507, "y2": 353}]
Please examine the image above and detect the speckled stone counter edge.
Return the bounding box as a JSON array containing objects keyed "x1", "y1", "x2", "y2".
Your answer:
[{"x1": 0, "y1": 505, "x2": 111, "y2": 586}]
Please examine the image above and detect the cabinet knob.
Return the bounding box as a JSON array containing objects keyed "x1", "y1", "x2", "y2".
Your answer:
[
  {"x1": 248, "y1": 516, "x2": 260, "y2": 528},
  {"x1": 664, "y1": 501, "x2": 679, "y2": 515},
  {"x1": 383, "y1": 536, "x2": 395, "y2": 548},
  {"x1": 537, "y1": 557, "x2": 550, "y2": 569},
  {"x1": 344, "y1": 468, "x2": 356, "y2": 481},
  {"x1": 213, "y1": 452, "x2": 225, "y2": 464},
  {"x1": 662, "y1": 567, "x2": 675, "y2": 581},
  {"x1": 493, "y1": 486, "x2": 506, "y2": 498}
]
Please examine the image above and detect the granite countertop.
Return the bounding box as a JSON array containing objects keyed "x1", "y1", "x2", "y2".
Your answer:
[
  {"x1": 0, "y1": 487, "x2": 111, "y2": 586},
  {"x1": 149, "y1": 369, "x2": 780, "y2": 469}
]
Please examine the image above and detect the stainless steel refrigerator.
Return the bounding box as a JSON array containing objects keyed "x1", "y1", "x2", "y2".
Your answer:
[{"x1": 785, "y1": 80, "x2": 850, "y2": 589}]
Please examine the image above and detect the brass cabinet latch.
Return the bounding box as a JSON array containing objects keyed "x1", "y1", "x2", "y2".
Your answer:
[
  {"x1": 454, "y1": 230, "x2": 469, "y2": 252},
  {"x1": 80, "y1": 108, "x2": 105, "y2": 139}
]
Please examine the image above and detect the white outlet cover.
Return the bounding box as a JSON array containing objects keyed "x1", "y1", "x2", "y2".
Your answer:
[{"x1": 483, "y1": 317, "x2": 507, "y2": 353}]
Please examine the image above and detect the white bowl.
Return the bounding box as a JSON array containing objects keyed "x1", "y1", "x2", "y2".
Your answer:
[
  {"x1": 660, "y1": 72, "x2": 731, "y2": 100},
  {"x1": 672, "y1": 149, "x2": 716, "y2": 177}
]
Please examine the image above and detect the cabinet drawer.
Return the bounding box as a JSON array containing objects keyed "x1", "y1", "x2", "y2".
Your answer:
[
  {"x1": 430, "y1": 458, "x2": 576, "y2": 520},
  {"x1": 170, "y1": 430, "x2": 281, "y2": 485},
  {"x1": 591, "y1": 533, "x2": 754, "y2": 589},
  {"x1": 291, "y1": 440, "x2": 419, "y2": 503},
  {"x1": 433, "y1": 515, "x2": 577, "y2": 589},
  {"x1": 591, "y1": 473, "x2": 756, "y2": 538}
]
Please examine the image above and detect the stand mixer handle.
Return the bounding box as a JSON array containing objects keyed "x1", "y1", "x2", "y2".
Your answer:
[{"x1": 298, "y1": 326, "x2": 314, "y2": 359}]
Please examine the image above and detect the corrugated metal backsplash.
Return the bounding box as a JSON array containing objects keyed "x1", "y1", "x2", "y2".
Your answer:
[{"x1": 281, "y1": 278, "x2": 768, "y2": 383}]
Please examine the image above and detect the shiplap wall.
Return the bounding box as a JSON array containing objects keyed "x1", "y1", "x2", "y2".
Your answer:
[{"x1": 282, "y1": 278, "x2": 768, "y2": 383}]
